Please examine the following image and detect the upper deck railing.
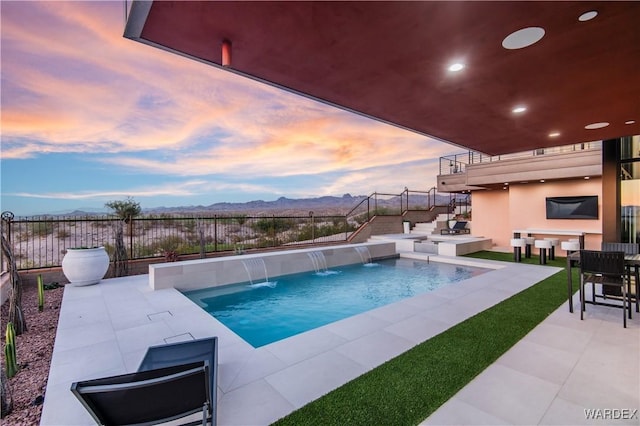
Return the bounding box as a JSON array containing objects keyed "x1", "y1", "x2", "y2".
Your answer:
[{"x1": 439, "y1": 141, "x2": 603, "y2": 176}]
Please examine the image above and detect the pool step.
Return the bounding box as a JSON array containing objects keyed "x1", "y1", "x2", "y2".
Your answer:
[{"x1": 414, "y1": 241, "x2": 439, "y2": 254}]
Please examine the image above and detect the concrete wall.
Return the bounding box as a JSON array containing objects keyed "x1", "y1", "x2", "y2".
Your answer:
[
  {"x1": 472, "y1": 178, "x2": 603, "y2": 250},
  {"x1": 349, "y1": 215, "x2": 404, "y2": 243},
  {"x1": 150, "y1": 242, "x2": 397, "y2": 291}
]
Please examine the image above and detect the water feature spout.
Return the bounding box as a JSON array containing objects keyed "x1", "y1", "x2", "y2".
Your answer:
[
  {"x1": 242, "y1": 257, "x2": 269, "y2": 285},
  {"x1": 307, "y1": 251, "x2": 328, "y2": 274},
  {"x1": 355, "y1": 246, "x2": 377, "y2": 266}
]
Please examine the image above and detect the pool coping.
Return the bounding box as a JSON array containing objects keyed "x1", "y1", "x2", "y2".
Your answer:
[{"x1": 41, "y1": 253, "x2": 559, "y2": 425}]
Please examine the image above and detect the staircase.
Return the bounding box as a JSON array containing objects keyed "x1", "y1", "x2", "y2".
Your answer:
[{"x1": 411, "y1": 214, "x2": 450, "y2": 235}]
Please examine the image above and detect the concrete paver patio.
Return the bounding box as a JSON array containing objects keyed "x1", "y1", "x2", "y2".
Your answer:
[{"x1": 40, "y1": 254, "x2": 639, "y2": 425}]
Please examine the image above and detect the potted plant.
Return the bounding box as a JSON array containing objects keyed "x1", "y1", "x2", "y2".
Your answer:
[{"x1": 61, "y1": 246, "x2": 110, "y2": 286}]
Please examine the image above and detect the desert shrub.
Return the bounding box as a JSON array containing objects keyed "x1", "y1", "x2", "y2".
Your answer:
[
  {"x1": 30, "y1": 222, "x2": 54, "y2": 237},
  {"x1": 179, "y1": 219, "x2": 197, "y2": 233},
  {"x1": 252, "y1": 218, "x2": 295, "y2": 234},
  {"x1": 153, "y1": 235, "x2": 184, "y2": 252},
  {"x1": 102, "y1": 243, "x2": 116, "y2": 257},
  {"x1": 56, "y1": 229, "x2": 71, "y2": 239}
]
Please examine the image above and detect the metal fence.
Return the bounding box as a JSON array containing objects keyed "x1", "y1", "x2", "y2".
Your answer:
[
  {"x1": 0, "y1": 187, "x2": 466, "y2": 272},
  {"x1": 1, "y1": 213, "x2": 353, "y2": 271},
  {"x1": 345, "y1": 189, "x2": 440, "y2": 224}
]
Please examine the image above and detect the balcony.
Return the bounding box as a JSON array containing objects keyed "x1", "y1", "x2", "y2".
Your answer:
[{"x1": 438, "y1": 142, "x2": 602, "y2": 193}]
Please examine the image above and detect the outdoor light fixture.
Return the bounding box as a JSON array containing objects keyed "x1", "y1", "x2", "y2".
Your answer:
[
  {"x1": 448, "y1": 63, "x2": 465, "y2": 72},
  {"x1": 585, "y1": 122, "x2": 609, "y2": 129},
  {"x1": 222, "y1": 39, "x2": 232, "y2": 66},
  {"x1": 578, "y1": 11, "x2": 598, "y2": 22},
  {"x1": 512, "y1": 106, "x2": 527, "y2": 114},
  {"x1": 502, "y1": 27, "x2": 545, "y2": 50},
  {"x1": 549, "y1": 132, "x2": 560, "y2": 137}
]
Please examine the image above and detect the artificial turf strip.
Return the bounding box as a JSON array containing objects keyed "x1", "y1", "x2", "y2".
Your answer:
[
  {"x1": 464, "y1": 250, "x2": 569, "y2": 269},
  {"x1": 273, "y1": 254, "x2": 575, "y2": 426}
]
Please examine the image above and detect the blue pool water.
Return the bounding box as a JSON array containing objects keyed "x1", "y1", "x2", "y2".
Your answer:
[{"x1": 184, "y1": 258, "x2": 489, "y2": 347}]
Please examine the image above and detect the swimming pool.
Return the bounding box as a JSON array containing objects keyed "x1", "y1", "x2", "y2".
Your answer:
[{"x1": 184, "y1": 258, "x2": 490, "y2": 347}]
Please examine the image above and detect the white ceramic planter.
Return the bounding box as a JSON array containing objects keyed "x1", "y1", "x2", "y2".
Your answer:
[{"x1": 62, "y1": 247, "x2": 110, "y2": 286}]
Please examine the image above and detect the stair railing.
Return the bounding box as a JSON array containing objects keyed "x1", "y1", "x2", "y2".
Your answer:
[{"x1": 345, "y1": 187, "x2": 445, "y2": 230}]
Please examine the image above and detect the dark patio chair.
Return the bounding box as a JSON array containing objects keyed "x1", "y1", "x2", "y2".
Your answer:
[
  {"x1": 138, "y1": 337, "x2": 218, "y2": 426},
  {"x1": 71, "y1": 361, "x2": 211, "y2": 426},
  {"x1": 602, "y1": 242, "x2": 640, "y2": 313},
  {"x1": 579, "y1": 250, "x2": 629, "y2": 328},
  {"x1": 441, "y1": 221, "x2": 470, "y2": 235}
]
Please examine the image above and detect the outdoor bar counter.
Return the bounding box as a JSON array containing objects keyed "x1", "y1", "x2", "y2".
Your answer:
[{"x1": 512, "y1": 229, "x2": 586, "y2": 250}]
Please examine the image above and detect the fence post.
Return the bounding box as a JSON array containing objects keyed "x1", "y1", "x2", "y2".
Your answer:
[
  {"x1": 367, "y1": 198, "x2": 370, "y2": 221},
  {"x1": 128, "y1": 217, "x2": 134, "y2": 259},
  {"x1": 197, "y1": 218, "x2": 205, "y2": 259},
  {"x1": 344, "y1": 216, "x2": 348, "y2": 241},
  {"x1": 272, "y1": 215, "x2": 276, "y2": 247},
  {"x1": 214, "y1": 215, "x2": 218, "y2": 252},
  {"x1": 1, "y1": 212, "x2": 14, "y2": 273}
]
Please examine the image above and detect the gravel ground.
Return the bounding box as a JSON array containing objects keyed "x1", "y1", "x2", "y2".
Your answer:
[{"x1": 1, "y1": 281, "x2": 63, "y2": 425}]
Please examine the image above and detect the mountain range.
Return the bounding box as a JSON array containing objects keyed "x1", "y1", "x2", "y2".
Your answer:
[{"x1": 51, "y1": 193, "x2": 463, "y2": 217}]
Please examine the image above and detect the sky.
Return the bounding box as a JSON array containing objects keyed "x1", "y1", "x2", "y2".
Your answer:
[{"x1": 0, "y1": 1, "x2": 460, "y2": 216}]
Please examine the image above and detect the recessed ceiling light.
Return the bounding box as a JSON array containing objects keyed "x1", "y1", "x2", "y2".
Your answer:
[
  {"x1": 584, "y1": 122, "x2": 610, "y2": 129},
  {"x1": 578, "y1": 11, "x2": 598, "y2": 22},
  {"x1": 584, "y1": 176, "x2": 590, "y2": 180},
  {"x1": 512, "y1": 106, "x2": 527, "y2": 114},
  {"x1": 540, "y1": 179, "x2": 545, "y2": 183},
  {"x1": 504, "y1": 182, "x2": 509, "y2": 185},
  {"x1": 502, "y1": 27, "x2": 545, "y2": 50},
  {"x1": 549, "y1": 132, "x2": 560, "y2": 138},
  {"x1": 625, "y1": 120, "x2": 636, "y2": 125},
  {"x1": 448, "y1": 63, "x2": 465, "y2": 72}
]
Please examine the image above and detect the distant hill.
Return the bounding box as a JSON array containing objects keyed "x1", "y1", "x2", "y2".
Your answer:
[
  {"x1": 41, "y1": 192, "x2": 463, "y2": 217},
  {"x1": 144, "y1": 194, "x2": 369, "y2": 216},
  {"x1": 143, "y1": 193, "x2": 459, "y2": 216}
]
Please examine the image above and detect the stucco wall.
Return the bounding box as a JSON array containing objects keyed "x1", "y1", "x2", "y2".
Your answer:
[
  {"x1": 471, "y1": 190, "x2": 510, "y2": 248},
  {"x1": 472, "y1": 178, "x2": 603, "y2": 250}
]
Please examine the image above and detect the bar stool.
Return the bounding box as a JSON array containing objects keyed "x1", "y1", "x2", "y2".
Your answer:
[
  {"x1": 523, "y1": 237, "x2": 535, "y2": 258},
  {"x1": 561, "y1": 240, "x2": 581, "y2": 267},
  {"x1": 561, "y1": 240, "x2": 580, "y2": 254},
  {"x1": 510, "y1": 238, "x2": 526, "y2": 262},
  {"x1": 535, "y1": 239, "x2": 552, "y2": 264},
  {"x1": 544, "y1": 238, "x2": 559, "y2": 260}
]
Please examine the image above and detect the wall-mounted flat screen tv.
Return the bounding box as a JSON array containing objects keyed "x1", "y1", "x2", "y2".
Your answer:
[{"x1": 546, "y1": 196, "x2": 598, "y2": 219}]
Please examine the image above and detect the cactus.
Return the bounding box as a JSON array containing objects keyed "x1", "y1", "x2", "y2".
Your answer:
[
  {"x1": 37, "y1": 275, "x2": 45, "y2": 312},
  {"x1": 4, "y1": 323, "x2": 17, "y2": 378}
]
